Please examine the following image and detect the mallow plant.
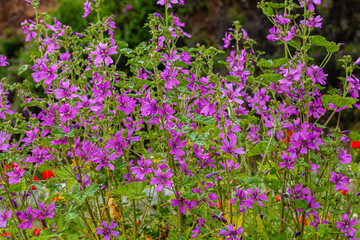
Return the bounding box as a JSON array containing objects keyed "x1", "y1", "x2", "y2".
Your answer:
[{"x1": 0, "y1": 0, "x2": 360, "y2": 239}]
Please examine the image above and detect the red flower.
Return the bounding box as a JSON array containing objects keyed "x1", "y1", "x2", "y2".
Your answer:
[
  {"x1": 282, "y1": 130, "x2": 294, "y2": 144},
  {"x1": 42, "y1": 170, "x2": 55, "y2": 180},
  {"x1": 351, "y1": 141, "x2": 360, "y2": 149},
  {"x1": 1, "y1": 232, "x2": 10, "y2": 237},
  {"x1": 32, "y1": 176, "x2": 39, "y2": 190},
  {"x1": 338, "y1": 190, "x2": 348, "y2": 196},
  {"x1": 275, "y1": 196, "x2": 281, "y2": 201},
  {"x1": 34, "y1": 228, "x2": 41, "y2": 236},
  {"x1": 12, "y1": 162, "x2": 19, "y2": 168},
  {"x1": 298, "y1": 216, "x2": 307, "y2": 225}
]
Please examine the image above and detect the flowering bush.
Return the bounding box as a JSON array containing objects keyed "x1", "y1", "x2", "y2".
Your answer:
[{"x1": 1, "y1": 0, "x2": 360, "y2": 239}]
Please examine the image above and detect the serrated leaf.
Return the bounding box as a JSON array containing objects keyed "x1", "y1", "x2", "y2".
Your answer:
[
  {"x1": 258, "y1": 73, "x2": 284, "y2": 84},
  {"x1": 321, "y1": 94, "x2": 358, "y2": 109},
  {"x1": 288, "y1": 40, "x2": 301, "y2": 50},
  {"x1": 112, "y1": 181, "x2": 147, "y2": 200},
  {"x1": 50, "y1": 126, "x2": 66, "y2": 140},
  {"x1": 257, "y1": 57, "x2": 288, "y2": 68},
  {"x1": 132, "y1": 78, "x2": 153, "y2": 89},
  {"x1": 309, "y1": 35, "x2": 340, "y2": 53},
  {"x1": 84, "y1": 185, "x2": 98, "y2": 197}
]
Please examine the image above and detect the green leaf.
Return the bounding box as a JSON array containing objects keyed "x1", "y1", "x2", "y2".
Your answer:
[
  {"x1": 257, "y1": 57, "x2": 289, "y2": 68},
  {"x1": 50, "y1": 126, "x2": 66, "y2": 140},
  {"x1": 112, "y1": 181, "x2": 147, "y2": 200},
  {"x1": 132, "y1": 78, "x2": 153, "y2": 89},
  {"x1": 350, "y1": 131, "x2": 360, "y2": 141},
  {"x1": 18, "y1": 65, "x2": 29, "y2": 75},
  {"x1": 9, "y1": 181, "x2": 26, "y2": 192},
  {"x1": 64, "y1": 212, "x2": 79, "y2": 223},
  {"x1": 321, "y1": 94, "x2": 358, "y2": 109},
  {"x1": 288, "y1": 40, "x2": 301, "y2": 50},
  {"x1": 309, "y1": 35, "x2": 340, "y2": 53},
  {"x1": 120, "y1": 48, "x2": 134, "y2": 57},
  {"x1": 84, "y1": 185, "x2": 98, "y2": 197},
  {"x1": 257, "y1": 73, "x2": 284, "y2": 84},
  {"x1": 294, "y1": 199, "x2": 308, "y2": 210},
  {"x1": 248, "y1": 139, "x2": 275, "y2": 157},
  {"x1": 245, "y1": 177, "x2": 263, "y2": 186}
]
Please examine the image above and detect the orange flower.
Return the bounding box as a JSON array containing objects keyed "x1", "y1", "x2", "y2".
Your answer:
[
  {"x1": 275, "y1": 196, "x2": 281, "y2": 201},
  {"x1": 351, "y1": 141, "x2": 360, "y2": 149},
  {"x1": 42, "y1": 170, "x2": 55, "y2": 180}
]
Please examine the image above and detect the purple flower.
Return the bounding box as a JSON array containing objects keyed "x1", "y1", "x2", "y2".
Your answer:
[
  {"x1": 274, "y1": 13, "x2": 291, "y2": 25},
  {"x1": 92, "y1": 81, "x2": 111, "y2": 103},
  {"x1": 149, "y1": 168, "x2": 174, "y2": 192},
  {"x1": 283, "y1": 25, "x2": 296, "y2": 42},
  {"x1": 308, "y1": 98, "x2": 326, "y2": 119},
  {"x1": 267, "y1": 26, "x2": 281, "y2": 41},
  {"x1": 21, "y1": 20, "x2": 37, "y2": 42},
  {"x1": 337, "y1": 147, "x2": 352, "y2": 164},
  {"x1": 300, "y1": 0, "x2": 321, "y2": 12},
  {"x1": 171, "y1": 192, "x2": 189, "y2": 214},
  {"x1": 296, "y1": 196, "x2": 321, "y2": 217},
  {"x1": 247, "y1": 188, "x2": 268, "y2": 207},
  {"x1": 0, "y1": 55, "x2": 9, "y2": 67},
  {"x1": 58, "y1": 103, "x2": 79, "y2": 122},
  {"x1": 346, "y1": 75, "x2": 360, "y2": 99},
  {"x1": 169, "y1": 135, "x2": 187, "y2": 157},
  {"x1": 26, "y1": 146, "x2": 52, "y2": 165},
  {"x1": 288, "y1": 184, "x2": 311, "y2": 200},
  {"x1": 21, "y1": 126, "x2": 39, "y2": 146},
  {"x1": 161, "y1": 66, "x2": 180, "y2": 90},
  {"x1": 0, "y1": 131, "x2": 11, "y2": 152},
  {"x1": 95, "y1": 220, "x2": 119, "y2": 240},
  {"x1": 105, "y1": 131, "x2": 125, "y2": 155},
  {"x1": 17, "y1": 206, "x2": 36, "y2": 230},
  {"x1": 310, "y1": 216, "x2": 328, "y2": 231},
  {"x1": 157, "y1": 0, "x2": 184, "y2": 9},
  {"x1": 83, "y1": 0, "x2": 91, "y2": 18},
  {"x1": 7, "y1": 166, "x2": 24, "y2": 185},
  {"x1": 337, "y1": 214, "x2": 358, "y2": 238},
  {"x1": 130, "y1": 158, "x2": 153, "y2": 181},
  {"x1": 191, "y1": 218, "x2": 204, "y2": 238},
  {"x1": 219, "y1": 137, "x2": 245, "y2": 156},
  {"x1": 222, "y1": 32, "x2": 231, "y2": 49},
  {"x1": 117, "y1": 92, "x2": 137, "y2": 115},
  {"x1": 31, "y1": 64, "x2": 58, "y2": 85},
  {"x1": 0, "y1": 209, "x2": 12, "y2": 228},
  {"x1": 92, "y1": 152, "x2": 118, "y2": 171},
  {"x1": 279, "y1": 152, "x2": 296, "y2": 170},
  {"x1": 329, "y1": 172, "x2": 350, "y2": 191},
  {"x1": 219, "y1": 224, "x2": 244, "y2": 240},
  {"x1": 54, "y1": 80, "x2": 80, "y2": 100},
  {"x1": 229, "y1": 189, "x2": 254, "y2": 213},
  {"x1": 32, "y1": 202, "x2": 56, "y2": 221},
  {"x1": 307, "y1": 65, "x2": 328, "y2": 85},
  {"x1": 91, "y1": 42, "x2": 118, "y2": 66}
]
